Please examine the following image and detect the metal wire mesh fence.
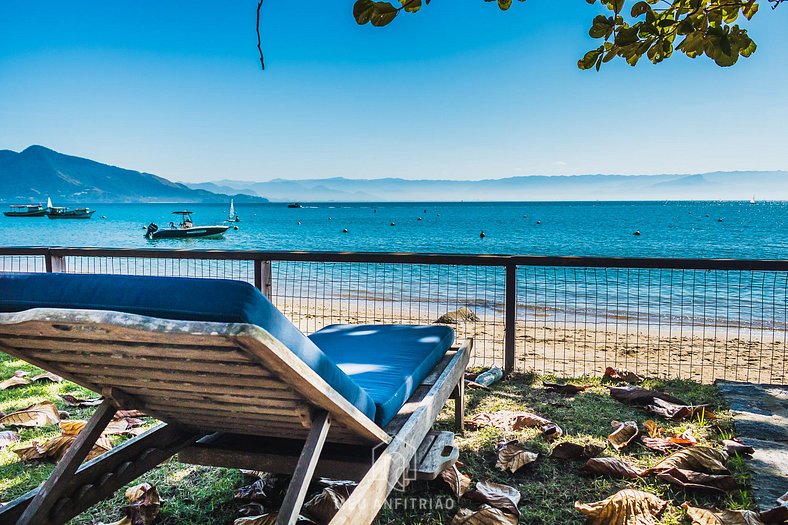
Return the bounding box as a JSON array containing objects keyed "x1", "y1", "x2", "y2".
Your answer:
[
  {"x1": 517, "y1": 266, "x2": 788, "y2": 384},
  {"x1": 0, "y1": 248, "x2": 785, "y2": 384}
]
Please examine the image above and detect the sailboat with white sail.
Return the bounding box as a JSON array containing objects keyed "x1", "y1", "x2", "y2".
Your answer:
[{"x1": 227, "y1": 199, "x2": 240, "y2": 222}]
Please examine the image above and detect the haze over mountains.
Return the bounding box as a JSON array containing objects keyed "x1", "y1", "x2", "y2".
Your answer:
[
  {"x1": 0, "y1": 146, "x2": 264, "y2": 203},
  {"x1": 190, "y1": 172, "x2": 788, "y2": 202},
  {"x1": 1, "y1": 146, "x2": 785, "y2": 203}
]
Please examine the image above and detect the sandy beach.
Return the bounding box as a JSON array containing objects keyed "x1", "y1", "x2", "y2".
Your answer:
[{"x1": 277, "y1": 300, "x2": 787, "y2": 385}]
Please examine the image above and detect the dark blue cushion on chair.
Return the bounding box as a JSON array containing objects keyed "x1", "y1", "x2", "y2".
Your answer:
[
  {"x1": 0, "y1": 272, "x2": 377, "y2": 423},
  {"x1": 309, "y1": 324, "x2": 455, "y2": 426}
]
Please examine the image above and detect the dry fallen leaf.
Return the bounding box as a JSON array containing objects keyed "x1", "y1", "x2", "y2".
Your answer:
[
  {"x1": 543, "y1": 382, "x2": 593, "y2": 396},
  {"x1": 759, "y1": 505, "x2": 788, "y2": 524},
  {"x1": 645, "y1": 398, "x2": 717, "y2": 421},
  {"x1": 465, "y1": 481, "x2": 521, "y2": 517},
  {"x1": 30, "y1": 372, "x2": 63, "y2": 384},
  {"x1": 0, "y1": 375, "x2": 31, "y2": 390},
  {"x1": 644, "y1": 420, "x2": 663, "y2": 438},
  {"x1": 0, "y1": 430, "x2": 20, "y2": 450},
  {"x1": 440, "y1": 464, "x2": 473, "y2": 497},
  {"x1": 575, "y1": 489, "x2": 668, "y2": 525},
  {"x1": 604, "y1": 367, "x2": 644, "y2": 384},
  {"x1": 722, "y1": 439, "x2": 755, "y2": 456},
  {"x1": 683, "y1": 502, "x2": 765, "y2": 525},
  {"x1": 303, "y1": 485, "x2": 354, "y2": 523},
  {"x1": 551, "y1": 442, "x2": 604, "y2": 460},
  {"x1": 641, "y1": 436, "x2": 697, "y2": 453},
  {"x1": 465, "y1": 411, "x2": 551, "y2": 431},
  {"x1": 60, "y1": 394, "x2": 103, "y2": 407},
  {"x1": 608, "y1": 386, "x2": 687, "y2": 406},
  {"x1": 583, "y1": 457, "x2": 644, "y2": 479},
  {"x1": 496, "y1": 440, "x2": 538, "y2": 473},
  {"x1": 542, "y1": 423, "x2": 563, "y2": 442},
  {"x1": 122, "y1": 483, "x2": 161, "y2": 525},
  {"x1": 656, "y1": 468, "x2": 738, "y2": 493},
  {"x1": 14, "y1": 434, "x2": 112, "y2": 463},
  {"x1": 452, "y1": 505, "x2": 519, "y2": 525},
  {"x1": 0, "y1": 401, "x2": 62, "y2": 427},
  {"x1": 608, "y1": 420, "x2": 639, "y2": 451},
  {"x1": 648, "y1": 447, "x2": 729, "y2": 475},
  {"x1": 235, "y1": 473, "x2": 289, "y2": 506}
]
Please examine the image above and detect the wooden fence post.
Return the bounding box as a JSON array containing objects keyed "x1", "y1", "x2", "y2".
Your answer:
[{"x1": 504, "y1": 263, "x2": 517, "y2": 373}]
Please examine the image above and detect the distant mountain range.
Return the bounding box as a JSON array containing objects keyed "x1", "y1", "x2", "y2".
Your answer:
[
  {"x1": 0, "y1": 146, "x2": 266, "y2": 204},
  {"x1": 187, "y1": 171, "x2": 788, "y2": 202}
]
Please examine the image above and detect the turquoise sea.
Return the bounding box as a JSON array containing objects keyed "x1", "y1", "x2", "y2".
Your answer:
[{"x1": 0, "y1": 201, "x2": 786, "y2": 258}]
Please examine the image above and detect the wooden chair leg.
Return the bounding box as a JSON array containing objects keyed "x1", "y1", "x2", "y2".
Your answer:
[
  {"x1": 276, "y1": 411, "x2": 331, "y2": 525},
  {"x1": 454, "y1": 379, "x2": 465, "y2": 434},
  {"x1": 17, "y1": 399, "x2": 116, "y2": 525}
]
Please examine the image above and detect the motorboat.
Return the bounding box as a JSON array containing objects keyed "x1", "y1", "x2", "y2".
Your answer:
[
  {"x1": 146, "y1": 211, "x2": 229, "y2": 240},
  {"x1": 3, "y1": 204, "x2": 47, "y2": 217},
  {"x1": 47, "y1": 207, "x2": 95, "y2": 219},
  {"x1": 287, "y1": 203, "x2": 303, "y2": 208}
]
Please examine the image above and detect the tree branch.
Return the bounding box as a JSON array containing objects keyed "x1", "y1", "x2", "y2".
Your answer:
[{"x1": 256, "y1": 0, "x2": 265, "y2": 70}]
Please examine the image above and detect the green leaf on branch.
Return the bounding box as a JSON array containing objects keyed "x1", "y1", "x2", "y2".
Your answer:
[{"x1": 353, "y1": 0, "x2": 399, "y2": 26}]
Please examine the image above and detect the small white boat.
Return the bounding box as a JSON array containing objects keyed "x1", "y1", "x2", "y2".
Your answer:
[
  {"x1": 227, "y1": 199, "x2": 240, "y2": 222},
  {"x1": 750, "y1": 195, "x2": 756, "y2": 204}
]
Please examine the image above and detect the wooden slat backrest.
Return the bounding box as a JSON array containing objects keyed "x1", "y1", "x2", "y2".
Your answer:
[{"x1": 0, "y1": 308, "x2": 389, "y2": 445}]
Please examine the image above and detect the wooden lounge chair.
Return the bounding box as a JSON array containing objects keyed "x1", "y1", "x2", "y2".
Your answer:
[{"x1": 0, "y1": 273, "x2": 471, "y2": 525}]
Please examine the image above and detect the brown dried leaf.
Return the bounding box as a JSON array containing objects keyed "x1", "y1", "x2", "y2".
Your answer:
[
  {"x1": 641, "y1": 436, "x2": 696, "y2": 453},
  {"x1": 0, "y1": 401, "x2": 61, "y2": 427},
  {"x1": 575, "y1": 489, "x2": 668, "y2": 525},
  {"x1": 0, "y1": 430, "x2": 20, "y2": 450},
  {"x1": 237, "y1": 503, "x2": 266, "y2": 517},
  {"x1": 648, "y1": 447, "x2": 729, "y2": 475},
  {"x1": 646, "y1": 398, "x2": 716, "y2": 421},
  {"x1": 14, "y1": 433, "x2": 111, "y2": 462},
  {"x1": 465, "y1": 481, "x2": 520, "y2": 516},
  {"x1": 0, "y1": 375, "x2": 31, "y2": 390},
  {"x1": 495, "y1": 440, "x2": 538, "y2": 473},
  {"x1": 59, "y1": 420, "x2": 87, "y2": 436},
  {"x1": 122, "y1": 483, "x2": 161, "y2": 525},
  {"x1": 608, "y1": 386, "x2": 687, "y2": 406},
  {"x1": 114, "y1": 409, "x2": 146, "y2": 419},
  {"x1": 440, "y1": 464, "x2": 473, "y2": 497},
  {"x1": 234, "y1": 514, "x2": 315, "y2": 525},
  {"x1": 235, "y1": 473, "x2": 289, "y2": 506},
  {"x1": 604, "y1": 367, "x2": 645, "y2": 384},
  {"x1": 656, "y1": 468, "x2": 738, "y2": 493},
  {"x1": 583, "y1": 457, "x2": 644, "y2": 479},
  {"x1": 465, "y1": 411, "x2": 551, "y2": 431},
  {"x1": 60, "y1": 394, "x2": 103, "y2": 407},
  {"x1": 542, "y1": 423, "x2": 563, "y2": 442},
  {"x1": 452, "y1": 506, "x2": 519, "y2": 525},
  {"x1": 551, "y1": 442, "x2": 605, "y2": 460},
  {"x1": 551, "y1": 442, "x2": 585, "y2": 460},
  {"x1": 683, "y1": 502, "x2": 765, "y2": 525},
  {"x1": 608, "y1": 420, "x2": 639, "y2": 451},
  {"x1": 759, "y1": 505, "x2": 788, "y2": 525},
  {"x1": 103, "y1": 420, "x2": 131, "y2": 436},
  {"x1": 644, "y1": 420, "x2": 663, "y2": 438},
  {"x1": 30, "y1": 372, "x2": 63, "y2": 384},
  {"x1": 542, "y1": 382, "x2": 593, "y2": 396},
  {"x1": 723, "y1": 439, "x2": 755, "y2": 456},
  {"x1": 303, "y1": 486, "x2": 353, "y2": 523}
]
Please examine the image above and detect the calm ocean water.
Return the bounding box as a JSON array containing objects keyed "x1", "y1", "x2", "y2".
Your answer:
[
  {"x1": 2, "y1": 201, "x2": 786, "y2": 331},
  {"x1": 0, "y1": 201, "x2": 786, "y2": 258}
]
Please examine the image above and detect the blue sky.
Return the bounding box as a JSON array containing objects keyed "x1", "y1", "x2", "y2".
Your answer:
[{"x1": 0, "y1": 1, "x2": 786, "y2": 182}]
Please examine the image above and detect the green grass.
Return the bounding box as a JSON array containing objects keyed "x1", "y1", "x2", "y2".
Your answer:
[{"x1": 0, "y1": 354, "x2": 756, "y2": 525}]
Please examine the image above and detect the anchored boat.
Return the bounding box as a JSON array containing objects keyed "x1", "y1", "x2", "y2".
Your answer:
[
  {"x1": 47, "y1": 207, "x2": 95, "y2": 219},
  {"x1": 146, "y1": 211, "x2": 229, "y2": 240},
  {"x1": 227, "y1": 199, "x2": 240, "y2": 222},
  {"x1": 3, "y1": 204, "x2": 47, "y2": 217}
]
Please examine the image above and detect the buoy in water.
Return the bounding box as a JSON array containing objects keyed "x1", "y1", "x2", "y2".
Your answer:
[
  {"x1": 234, "y1": 225, "x2": 239, "y2": 230},
  {"x1": 480, "y1": 231, "x2": 486, "y2": 239},
  {"x1": 342, "y1": 228, "x2": 348, "y2": 233},
  {"x1": 633, "y1": 230, "x2": 641, "y2": 236},
  {"x1": 417, "y1": 217, "x2": 422, "y2": 221},
  {"x1": 536, "y1": 220, "x2": 541, "y2": 224},
  {"x1": 718, "y1": 218, "x2": 723, "y2": 222},
  {"x1": 101, "y1": 216, "x2": 107, "y2": 219},
  {"x1": 390, "y1": 222, "x2": 396, "y2": 226},
  {"x1": 297, "y1": 221, "x2": 301, "y2": 225}
]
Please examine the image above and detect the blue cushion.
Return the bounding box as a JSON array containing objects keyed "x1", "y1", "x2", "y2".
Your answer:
[
  {"x1": 0, "y1": 273, "x2": 377, "y2": 423},
  {"x1": 309, "y1": 324, "x2": 455, "y2": 426}
]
